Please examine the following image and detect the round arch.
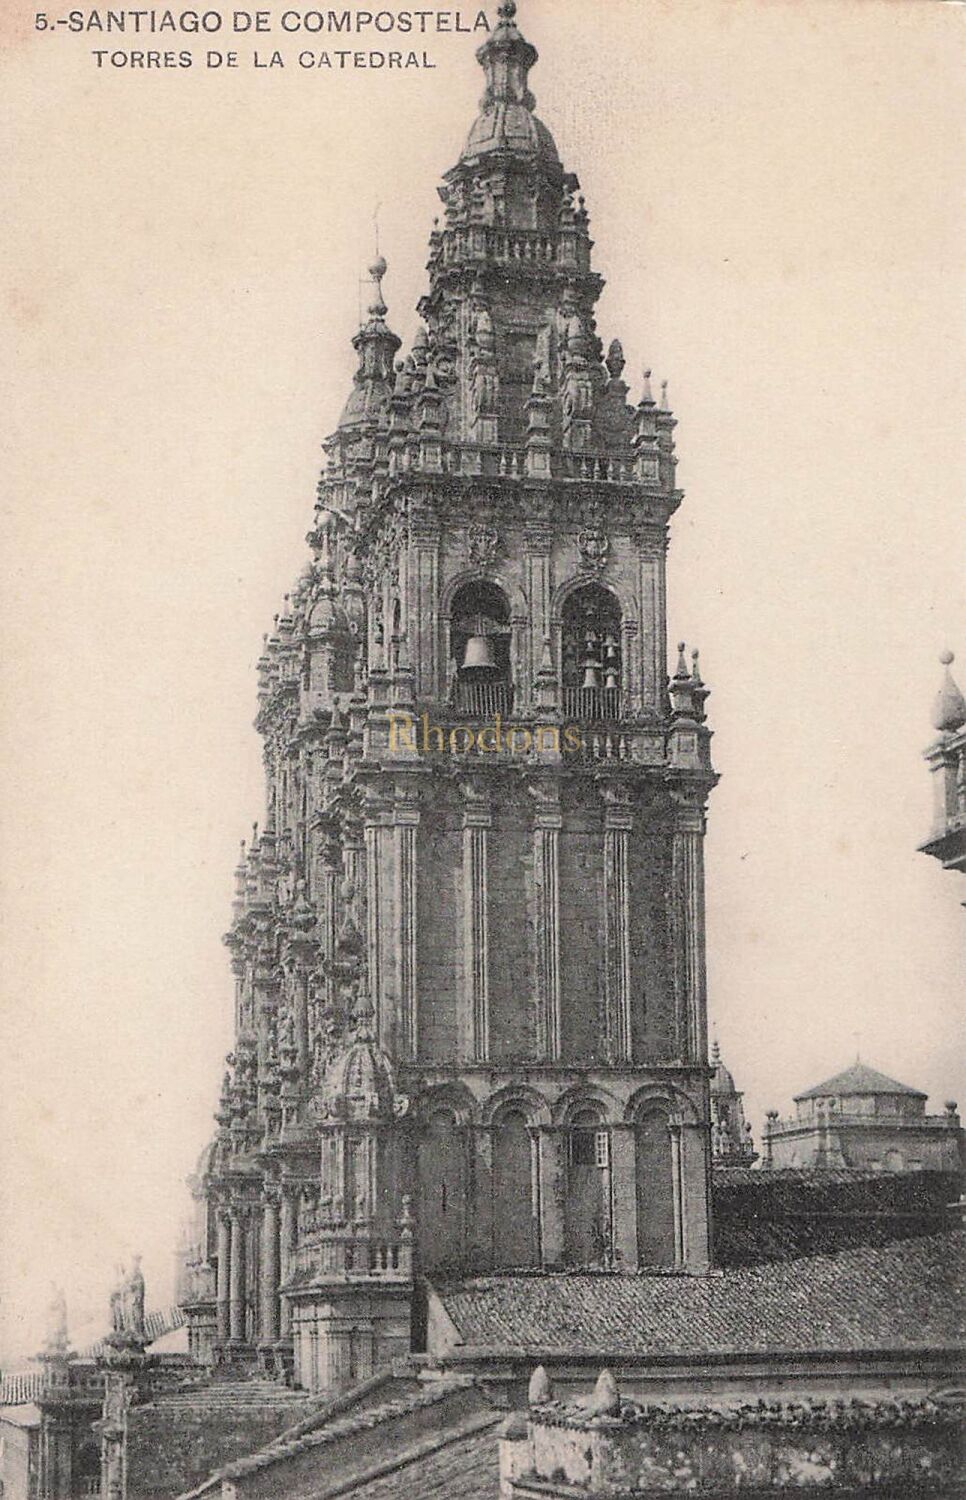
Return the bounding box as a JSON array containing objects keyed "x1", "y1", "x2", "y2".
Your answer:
[
  {"x1": 412, "y1": 1082, "x2": 479, "y2": 1130},
  {"x1": 552, "y1": 1084, "x2": 620, "y2": 1128},
  {"x1": 480, "y1": 1084, "x2": 552, "y2": 1130},
  {"x1": 440, "y1": 567, "x2": 528, "y2": 620},
  {"x1": 624, "y1": 1084, "x2": 701, "y2": 1128},
  {"x1": 550, "y1": 573, "x2": 636, "y2": 626}
]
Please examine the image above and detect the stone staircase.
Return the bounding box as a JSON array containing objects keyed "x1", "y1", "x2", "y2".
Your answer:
[{"x1": 154, "y1": 1379, "x2": 309, "y2": 1412}]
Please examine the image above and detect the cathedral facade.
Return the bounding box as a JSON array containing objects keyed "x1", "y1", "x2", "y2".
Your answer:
[{"x1": 181, "y1": 0, "x2": 717, "y2": 1396}]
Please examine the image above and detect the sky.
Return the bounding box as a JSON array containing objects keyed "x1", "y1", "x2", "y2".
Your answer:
[{"x1": 1, "y1": 0, "x2": 964, "y2": 1364}]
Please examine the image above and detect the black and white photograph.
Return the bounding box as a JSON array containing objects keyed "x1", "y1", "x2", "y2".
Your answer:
[{"x1": 1, "y1": 1, "x2": 964, "y2": 1496}]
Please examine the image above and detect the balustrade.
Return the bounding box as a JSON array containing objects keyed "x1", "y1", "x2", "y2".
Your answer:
[
  {"x1": 450, "y1": 679, "x2": 514, "y2": 719},
  {"x1": 563, "y1": 686, "x2": 622, "y2": 723},
  {"x1": 291, "y1": 1227, "x2": 412, "y2": 1283}
]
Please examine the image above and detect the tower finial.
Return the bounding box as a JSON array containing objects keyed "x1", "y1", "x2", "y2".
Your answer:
[{"x1": 933, "y1": 649, "x2": 966, "y2": 733}]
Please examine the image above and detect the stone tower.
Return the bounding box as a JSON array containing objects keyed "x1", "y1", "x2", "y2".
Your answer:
[{"x1": 182, "y1": 1, "x2": 718, "y2": 1395}]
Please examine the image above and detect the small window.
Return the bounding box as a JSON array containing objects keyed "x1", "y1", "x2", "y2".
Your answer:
[
  {"x1": 595, "y1": 1131, "x2": 611, "y2": 1169},
  {"x1": 571, "y1": 1130, "x2": 597, "y2": 1167}
]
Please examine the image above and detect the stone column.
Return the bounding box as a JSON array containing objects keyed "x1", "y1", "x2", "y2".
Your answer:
[
  {"x1": 365, "y1": 821, "x2": 383, "y2": 1034},
  {"x1": 394, "y1": 786, "x2": 420, "y2": 1061},
  {"x1": 525, "y1": 524, "x2": 554, "y2": 710},
  {"x1": 670, "y1": 793, "x2": 707, "y2": 1062},
  {"x1": 529, "y1": 782, "x2": 561, "y2": 1060},
  {"x1": 215, "y1": 1209, "x2": 231, "y2": 1342},
  {"x1": 409, "y1": 512, "x2": 441, "y2": 699},
  {"x1": 603, "y1": 787, "x2": 633, "y2": 1063},
  {"x1": 636, "y1": 526, "x2": 668, "y2": 714},
  {"x1": 259, "y1": 1191, "x2": 281, "y2": 1346},
  {"x1": 460, "y1": 780, "x2": 491, "y2": 1062},
  {"x1": 279, "y1": 1185, "x2": 297, "y2": 1340},
  {"x1": 668, "y1": 1116, "x2": 685, "y2": 1267},
  {"x1": 229, "y1": 1207, "x2": 246, "y2": 1344}
]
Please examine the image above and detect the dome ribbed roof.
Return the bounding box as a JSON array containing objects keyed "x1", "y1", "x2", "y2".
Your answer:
[
  {"x1": 462, "y1": 103, "x2": 560, "y2": 167},
  {"x1": 795, "y1": 1062, "x2": 926, "y2": 1102}
]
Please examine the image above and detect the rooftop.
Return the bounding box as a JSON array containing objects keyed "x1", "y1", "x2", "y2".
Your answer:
[
  {"x1": 437, "y1": 1231, "x2": 965, "y2": 1358},
  {"x1": 795, "y1": 1061, "x2": 927, "y2": 1102}
]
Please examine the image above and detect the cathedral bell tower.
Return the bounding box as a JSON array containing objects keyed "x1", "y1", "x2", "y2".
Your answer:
[{"x1": 189, "y1": 1, "x2": 718, "y2": 1395}]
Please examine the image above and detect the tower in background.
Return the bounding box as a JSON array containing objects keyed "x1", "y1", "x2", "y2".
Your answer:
[
  {"x1": 920, "y1": 650, "x2": 966, "y2": 878},
  {"x1": 181, "y1": 0, "x2": 718, "y2": 1394}
]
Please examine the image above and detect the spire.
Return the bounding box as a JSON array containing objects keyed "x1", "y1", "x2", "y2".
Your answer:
[
  {"x1": 339, "y1": 256, "x2": 401, "y2": 429},
  {"x1": 932, "y1": 650, "x2": 966, "y2": 734}
]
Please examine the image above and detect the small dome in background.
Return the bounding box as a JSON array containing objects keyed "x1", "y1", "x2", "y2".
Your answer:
[{"x1": 710, "y1": 1038, "x2": 737, "y2": 1095}]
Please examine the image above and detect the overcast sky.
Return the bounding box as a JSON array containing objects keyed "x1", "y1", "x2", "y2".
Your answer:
[{"x1": 1, "y1": 0, "x2": 963, "y2": 1363}]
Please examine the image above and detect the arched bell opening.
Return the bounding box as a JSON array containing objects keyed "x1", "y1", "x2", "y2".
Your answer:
[
  {"x1": 449, "y1": 579, "x2": 513, "y2": 719},
  {"x1": 417, "y1": 1110, "x2": 469, "y2": 1273},
  {"x1": 561, "y1": 583, "x2": 622, "y2": 721},
  {"x1": 564, "y1": 1107, "x2": 613, "y2": 1267}
]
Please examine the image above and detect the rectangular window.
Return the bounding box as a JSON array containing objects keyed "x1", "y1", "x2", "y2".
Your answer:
[{"x1": 595, "y1": 1131, "x2": 611, "y2": 1169}]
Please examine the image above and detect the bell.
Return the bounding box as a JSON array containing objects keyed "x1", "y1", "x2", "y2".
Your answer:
[
  {"x1": 581, "y1": 657, "x2": 602, "y2": 690},
  {"x1": 604, "y1": 667, "x2": 620, "y2": 692},
  {"x1": 462, "y1": 633, "x2": 497, "y2": 672}
]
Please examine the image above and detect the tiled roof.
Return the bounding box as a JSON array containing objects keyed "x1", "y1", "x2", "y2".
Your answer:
[
  {"x1": 346, "y1": 1423, "x2": 499, "y2": 1498},
  {"x1": 178, "y1": 1375, "x2": 500, "y2": 1500},
  {"x1": 712, "y1": 1166, "x2": 962, "y2": 1267},
  {"x1": 438, "y1": 1231, "x2": 965, "y2": 1357},
  {"x1": 219, "y1": 1381, "x2": 457, "y2": 1478},
  {"x1": 795, "y1": 1062, "x2": 926, "y2": 1100}
]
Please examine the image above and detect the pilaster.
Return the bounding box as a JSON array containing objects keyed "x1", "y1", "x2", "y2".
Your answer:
[
  {"x1": 670, "y1": 791, "x2": 708, "y2": 1063},
  {"x1": 602, "y1": 784, "x2": 633, "y2": 1063},
  {"x1": 259, "y1": 1186, "x2": 281, "y2": 1348},
  {"x1": 459, "y1": 778, "x2": 491, "y2": 1062},
  {"x1": 215, "y1": 1208, "x2": 231, "y2": 1343},
  {"x1": 529, "y1": 780, "x2": 562, "y2": 1060},
  {"x1": 228, "y1": 1205, "x2": 247, "y2": 1344},
  {"x1": 393, "y1": 783, "x2": 421, "y2": 1061}
]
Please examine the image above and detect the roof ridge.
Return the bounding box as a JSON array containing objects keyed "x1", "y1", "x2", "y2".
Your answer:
[{"x1": 219, "y1": 1378, "x2": 478, "y2": 1481}]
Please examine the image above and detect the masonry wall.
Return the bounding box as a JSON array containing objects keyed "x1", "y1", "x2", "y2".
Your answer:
[
  {"x1": 416, "y1": 815, "x2": 462, "y2": 1063},
  {"x1": 488, "y1": 800, "x2": 535, "y2": 1062},
  {"x1": 628, "y1": 828, "x2": 675, "y2": 1062},
  {"x1": 509, "y1": 1410, "x2": 964, "y2": 1497},
  {"x1": 124, "y1": 1395, "x2": 316, "y2": 1500},
  {"x1": 558, "y1": 815, "x2": 605, "y2": 1065}
]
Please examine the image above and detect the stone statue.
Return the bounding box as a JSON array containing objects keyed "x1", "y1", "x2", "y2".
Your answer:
[{"x1": 44, "y1": 1283, "x2": 68, "y2": 1355}]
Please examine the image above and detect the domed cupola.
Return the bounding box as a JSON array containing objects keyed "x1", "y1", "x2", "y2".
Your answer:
[
  {"x1": 461, "y1": 1, "x2": 561, "y2": 171},
  {"x1": 710, "y1": 1040, "x2": 758, "y2": 1167},
  {"x1": 710, "y1": 1039, "x2": 737, "y2": 1096},
  {"x1": 323, "y1": 1032, "x2": 400, "y2": 1123}
]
